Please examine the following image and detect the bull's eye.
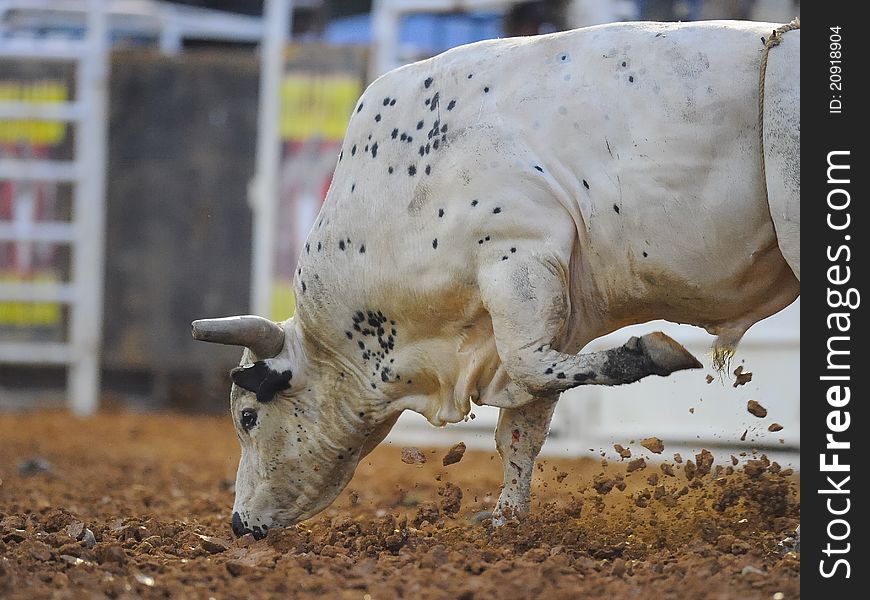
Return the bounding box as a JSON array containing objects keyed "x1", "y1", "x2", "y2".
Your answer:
[{"x1": 240, "y1": 408, "x2": 258, "y2": 431}]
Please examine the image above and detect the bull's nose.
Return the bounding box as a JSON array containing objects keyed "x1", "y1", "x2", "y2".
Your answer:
[
  {"x1": 231, "y1": 512, "x2": 248, "y2": 537},
  {"x1": 231, "y1": 512, "x2": 268, "y2": 539}
]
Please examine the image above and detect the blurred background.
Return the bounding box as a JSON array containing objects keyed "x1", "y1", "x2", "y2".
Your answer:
[{"x1": 0, "y1": 0, "x2": 799, "y2": 462}]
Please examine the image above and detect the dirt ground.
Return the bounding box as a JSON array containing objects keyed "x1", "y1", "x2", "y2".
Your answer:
[{"x1": 0, "y1": 411, "x2": 799, "y2": 599}]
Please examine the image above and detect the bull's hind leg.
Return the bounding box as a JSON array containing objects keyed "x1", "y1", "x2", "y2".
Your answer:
[
  {"x1": 478, "y1": 256, "x2": 701, "y2": 398},
  {"x1": 492, "y1": 395, "x2": 558, "y2": 525},
  {"x1": 762, "y1": 28, "x2": 800, "y2": 280}
]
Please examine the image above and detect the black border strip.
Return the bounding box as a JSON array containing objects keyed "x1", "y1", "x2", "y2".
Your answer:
[{"x1": 803, "y1": 3, "x2": 867, "y2": 595}]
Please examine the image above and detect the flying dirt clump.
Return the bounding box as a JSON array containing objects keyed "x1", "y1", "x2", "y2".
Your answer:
[
  {"x1": 593, "y1": 473, "x2": 626, "y2": 495},
  {"x1": 441, "y1": 442, "x2": 466, "y2": 466},
  {"x1": 401, "y1": 447, "x2": 427, "y2": 465},
  {"x1": 733, "y1": 365, "x2": 753, "y2": 387},
  {"x1": 747, "y1": 400, "x2": 768, "y2": 418},
  {"x1": 437, "y1": 482, "x2": 463, "y2": 516},
  {"x1": 640, "y1": 437, "x2": 664, "y2": 454},
  {"x1": 613, "y1": 444, "x2": 632, "y2": 459},
  {"x1": 626, "y1": 458, "x2": 647, "y2": 473},
  {"x1": 695, "y1": 449, "x2": 714, "y2": 476}
]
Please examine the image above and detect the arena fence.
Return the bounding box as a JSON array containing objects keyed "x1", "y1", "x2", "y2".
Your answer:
[{"x1": 0, "y1": 0, "x2": 109, "y2": 415}]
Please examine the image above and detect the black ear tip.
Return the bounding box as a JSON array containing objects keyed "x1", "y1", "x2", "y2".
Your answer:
[
  {"x1": 229, "y1": 366, "x2": 245, "y2": 385},
  {"x1": 230, "y1": 361, "x2": 268, "y2": 390},
  {"x1": 230, "y1": 362, "x2": 293, "y2": 403}
]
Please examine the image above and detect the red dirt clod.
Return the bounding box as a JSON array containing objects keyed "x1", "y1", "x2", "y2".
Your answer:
[
  {"x1": 743, "y1": 460, "x2": 767, "y2": 478},
  {"x1": 437, "y1": 482, "x2": 463, "y2": 516},
  {"x1": 640, "y1": 437, "x2": 665, "y2": 454},
  {"x1": 634, "y1": 489, "x2": 652, "y2": 508},
  {"x1": 442, "y1": 442, "x2": 467, "y2": 466},
  {"x1": 626, "y1": 458, "x2": 647, "y2": 473},
  {"x1": 412, "y1": 503, "x2": 441, "y2": 528},
  {"x1": 593, "y1": 473, "x2": 626, "y2": 495},
  {"x1": 612, "y1": 558, "x2": 627, "y2": 577},
  {"x1": 613, "y1": 444, "x2": 632, "y2": 459},
  {"x1": 565, "y1": 496, "x2": 584, "y2": 518},
  {"x1": 401, "y1": 447, "x2": 427, "y2": 465},
  {"x1": 95, "y1": 544, "x2": 127, "y2": 564},
  {"x1": 695, "y1": 449, "x2": 714, "y2": 477},
  {"x1": 198, "y1": 534, "x2": 229, "y2": 554},
  {"x1": 733, "y1": 366, "x2": 753, "y2": 387},
  {"x1": 747, "y1": 400, "x2": 767, "y2": 418},
  {"x1": 225, "y1": 560, "x2": 254, "y2": 577}
]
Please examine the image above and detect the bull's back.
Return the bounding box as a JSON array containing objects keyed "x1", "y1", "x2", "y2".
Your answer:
[{"x1": 307, "y1": 21, "x2": 797, "y2": 339}]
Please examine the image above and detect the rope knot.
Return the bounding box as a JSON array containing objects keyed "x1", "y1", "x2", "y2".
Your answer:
[{"x1": 765, "y1": 17, "x2": 800, "y2": 51}]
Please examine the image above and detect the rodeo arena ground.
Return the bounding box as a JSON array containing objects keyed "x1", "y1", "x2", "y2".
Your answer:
[{"x1": 1, "y1": 1, "x2": 803, "y2": 599}]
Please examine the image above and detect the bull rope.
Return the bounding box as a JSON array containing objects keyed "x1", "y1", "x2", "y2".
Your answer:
[{"x1": 758, "y1": 17, "x2": 800, "y2": 195}]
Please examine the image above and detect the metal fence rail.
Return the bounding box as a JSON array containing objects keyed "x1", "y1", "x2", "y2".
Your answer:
[{"x1": 0, "y1": 0, "x2": 109, "y2": 415}]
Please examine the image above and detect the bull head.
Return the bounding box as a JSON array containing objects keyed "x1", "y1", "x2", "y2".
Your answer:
[{"x1": 192, "y1": 314, "x2": 378, "y2": 539}]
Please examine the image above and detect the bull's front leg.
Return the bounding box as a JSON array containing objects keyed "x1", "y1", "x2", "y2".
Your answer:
[
  {"x1": 492, "y1": 394, "x2": 558, "y2": 526},
  {"x1": 479, "y1": 253, "x2": 701, "y2": 397}
]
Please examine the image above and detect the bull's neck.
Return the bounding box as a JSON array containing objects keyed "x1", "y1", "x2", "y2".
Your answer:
[{"x1": 294, "y1": 306, "x2": 397, "y2": 434}]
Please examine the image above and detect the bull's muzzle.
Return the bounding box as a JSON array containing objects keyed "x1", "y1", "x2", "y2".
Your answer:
[{"x1": 231, "y1": 511, "x2": 267, "y2": 540}]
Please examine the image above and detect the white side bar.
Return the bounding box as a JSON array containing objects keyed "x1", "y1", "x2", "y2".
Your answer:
[
  {"x1": 66, "y1": 0, "x2": 109, "y2": 416},
  {"x1": 0, "y1": 101, "x2": 84, "y2": 121},
  {"x1": 0, "y1": 282, "x2": 75, "y2": 303},
  {"x1": 0, "y1": 221, "x2": 75, "y2": 242},
  {"x1": 369, "y1": 0, "x2": 401, "y2": 82},
  {"x1": 0, "y1": 38, "x2": 87, "y2": 60},
  {"x1": 0, "y1": 0, "x2": 90, "y2": 10},
  {"x1": 0, "y1": 159, "x2": 79, "y2": 182},
  {"x1": 0, "y1": 342, "x2": 72, "y2": 364},
  {"x1": 249, "y1": 0, "x2": 292, "y2": 317}
]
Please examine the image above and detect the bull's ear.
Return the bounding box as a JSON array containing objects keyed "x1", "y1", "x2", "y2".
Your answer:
[{"x1": 231, "y1": 360, "x2": 294, "y2": 404}]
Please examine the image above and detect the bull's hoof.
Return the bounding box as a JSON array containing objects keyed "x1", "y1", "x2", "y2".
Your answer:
[{"x1": 637, "y1": 332, "x2": 703, "y2": 376}]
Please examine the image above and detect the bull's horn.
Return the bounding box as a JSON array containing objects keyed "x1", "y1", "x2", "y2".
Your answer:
[{"x1": 191, "y1": 315, "x2": 285, "y2": 358}]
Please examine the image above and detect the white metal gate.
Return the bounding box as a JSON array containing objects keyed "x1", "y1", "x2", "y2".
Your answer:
[{"x1": 0, "y1": 0, "x2": 109, "y2": 414}]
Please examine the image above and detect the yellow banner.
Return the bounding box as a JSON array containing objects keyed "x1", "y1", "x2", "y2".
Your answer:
[
  {"x1": 280, "y1": 74, "x2": 361, "y2": 142},
  {"x1": 270, "y1": 280, "x2": 296, "y2": 321},
  {"x1": 0, "y1": 272, "x2": 62, "y2": 326},
  {"x1": 0, "y1": 80, "x2": 69, "y2": 145}
]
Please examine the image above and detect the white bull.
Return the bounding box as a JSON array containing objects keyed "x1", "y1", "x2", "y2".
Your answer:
[{"x1": 193, "y1": 19, "x2": 800, "y2": 538}]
